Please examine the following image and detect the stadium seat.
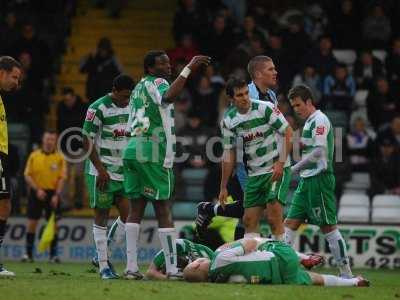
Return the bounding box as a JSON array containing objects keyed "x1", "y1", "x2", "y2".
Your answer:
[
  {"x1": 340, "y1": 194, "x2": 370, "y2": 206},
  {"x1": 325, "y1": 110, "x2": 348, "y2": 130},
  {"x1": 332, "y1": 49, "x2": 357, "y2": 65},
  {"x1": 8, "y1": 123, "x2": 30, "y2": 159},
  {"x1": 351, "y1": 172, "x2": 370, "y2": 185},
  {"x1": 372, "y1": 50, "x2": 387, "y2": 63},
  {"x1": 372, "y1": 195, "x2": 400, "y2": 207},
  {"x1": 338, "y1": 206, "x2": 369, "y2": 223},
  {"x1": 338, "y1": 194, "x2": 370, "y2": 223},
  {"x1": 354, "y1": 90, "x2": 369, "y2": 107},
  {"x1": 342, "y1": 189, "x2": 367, "y2": 195},
  {"x1": 371, "y1": 195, "x2": 400, "y2": 224},
  {"x1": 172, "y1": 202, "x2": 197, "y2": 219},
  {"x1": 371, "y1": 207, "x2": 400, "y2": 223},
  {"x1": 181, "y1": 168, "x2": 208, "y2": 201}
]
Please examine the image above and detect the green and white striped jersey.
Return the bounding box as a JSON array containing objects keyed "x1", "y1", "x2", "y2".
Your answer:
[
  {"x1": 209, "y1": 241, "x2": 280, "y2": 284},
  {"x1": 124, "y1": 75, "x2": 176, "y2": 168},
  {"x1": 82, "y1": 94, "x2": 129, "y2": 181},
  {"x1": 153, "y1": 239, "x2": 214, "y2": 271},
  {"x1": 300, "y1": 110, "x2": 334, "y2": 178},
  {"x1": 221, "y1": 99, "x2": 289, "y2": 176}
]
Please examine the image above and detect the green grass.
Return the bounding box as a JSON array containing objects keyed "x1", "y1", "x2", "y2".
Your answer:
[{"x1": 0, "y1": 262, "x2": 399, "y2": 300}]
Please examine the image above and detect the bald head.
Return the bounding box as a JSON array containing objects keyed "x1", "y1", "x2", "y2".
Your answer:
[{"x1": 183, "y1": 258, "x2": 210, "y2": 282}]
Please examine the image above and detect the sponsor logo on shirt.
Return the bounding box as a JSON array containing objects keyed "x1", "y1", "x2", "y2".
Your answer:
[
  {"x1": 316, "y1": 126, "x2": 325, "y2": 135},
  {"x1": 243, "y1": 131, "x2": 263, "y2": 143},
  {"x1": 85, "y1": 109, "x2": 96, "y2": 121},
  {"x1": 113, "y1": 128, "x2": 126, "y2": 138}
]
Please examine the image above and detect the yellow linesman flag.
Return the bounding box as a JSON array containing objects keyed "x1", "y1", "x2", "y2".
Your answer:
[{"x1": 38, "y1": 212, "x2": 56, "y2": 253}]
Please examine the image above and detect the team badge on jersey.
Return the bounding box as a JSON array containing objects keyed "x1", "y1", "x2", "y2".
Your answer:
[
  {"x1": 85, "y1": 109, "x2": 96, "y2": 121},
  {"x1": 154, "y1": 78, "x2": 167, "y2": 87},
  {"x1": 316, "y1": 126, "x2": 325, "y2": 135}
]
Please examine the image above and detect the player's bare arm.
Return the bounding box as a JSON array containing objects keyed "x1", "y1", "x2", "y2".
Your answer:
[
  {"x1": 219, "y1": 149, "x2": 236, "y2": 207},
  {"x1": 272, "y1": 126, "x2": 293, "y2": 181},
  {"x1": 82, "y1": 135, "x2": 110, "y2": 190},
  {"x1": 162, "y1": 55, "x2": 211, "y2": 103}
]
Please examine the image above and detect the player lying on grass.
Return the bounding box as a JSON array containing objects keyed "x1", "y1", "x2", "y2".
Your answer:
[
  {"x1": 145, "y1": 238, "x2": 324, "y2": 280},
  {"x1": 183, "y1": 238, "x2": 370, "y2": 287}
]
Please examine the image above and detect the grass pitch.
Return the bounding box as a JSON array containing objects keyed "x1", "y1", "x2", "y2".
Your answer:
[{"x1": 0, "y1": 262, "x2": 399, "y2": 300}]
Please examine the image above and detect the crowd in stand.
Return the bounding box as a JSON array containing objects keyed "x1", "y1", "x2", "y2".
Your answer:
[{"x1": 169, "y1": 0, "x2": 400, "y2": 201}]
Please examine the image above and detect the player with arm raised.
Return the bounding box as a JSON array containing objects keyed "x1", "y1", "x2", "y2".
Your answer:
[
  {"x1": 123, "y1": 51, "x2": 210, "y2": 279},
  {"x1": 82, "y1": 74, "x2": 135, "y2": 279},
  {"x1": 284, "y1": 84, "x2": 353, "y2": 278}
]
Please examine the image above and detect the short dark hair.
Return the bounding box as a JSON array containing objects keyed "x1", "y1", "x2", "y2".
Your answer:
[
  {"x1": 112, "y1": 74, "x2": 135, "y2": 91},
  {"x1": 288, "y1": 84, "x2": 315, "y2": 103},
  {"x1": 226, "y1": 77, "x2": 247, "y2": 97},
  {"x1": 0, "y1": 56, "x2": 22, "y2": 71},
  {"x1": 247, "y1": 55, "x2": 272, "y2": 79},
  {"x1": 143, "y1": 50, "x2": 166, "y2": 74}
]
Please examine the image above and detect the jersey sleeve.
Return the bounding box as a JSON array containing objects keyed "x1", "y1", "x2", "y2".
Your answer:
[
  {"x1": 24, "y1": 153, "x2": 34, "y2": 177},
  {"x1": 82, "y1": 105, "x2": 103, "y2": 138},
  {"x1": 263, "y1": 103, "x2": 288, "y2": 134},
  {"x1": 145, "y1": 78, "x2": 170, "y2": 106},
  {"x1": 214, "y1": 242, "x2": 245, "y2": 263},
  {"x1": 313, "y1": 115, "x2": 331, "y2": 148},
  {"x1": 152, "y1": 250, "x2": 165, "y2": 270},
  {"x1": 221, "y1": 118, "x2": 236, "y2": 150}
]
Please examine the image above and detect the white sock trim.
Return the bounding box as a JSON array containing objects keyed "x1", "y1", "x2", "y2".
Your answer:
[{"x1": 213, "y1": 204, "x2": 219, "y2": 216}]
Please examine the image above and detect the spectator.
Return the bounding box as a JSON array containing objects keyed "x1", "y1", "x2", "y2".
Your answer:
[
  {"x1": 167, "y1": 34, "x2": 199, "y2": 67},
  {"x1": 370, "y1": 138, "x2": 400, "y2": 196},
  {"x1": 237, "y1": 33, "x2": 267, "y2": 60},
  {"x1": 80, "y1": 37, "x2": 123, "y2": 102},
  {"x1": 234, "y1": 14, "x2": 267, "y2": 45},
  {"x1": 330, "y1": 0, "x2": 362, "y2": 49},
  {"x1": 304, "y1": 2, "x2": 329, "y2": 42},
  {"x1": 292, "y1": 64, "x2": 322, "y2": 104},
  {"x1": 323, "y1": 63, "x2": 356, "y2": 112},
  {"x1": 176, "y1": 110, "x2": 212, "y2": 171},
  {"x1": 172, "y1": 0, "x2": 203, "y2": 43},
  {"x1": 57, "y1": 87, "x2": 87, "y2": 209},
  {"x1": 265, "y1": 30, "x2": 292, "y2": 92},
  {"x1": 11, "y1": 22, "x2": 53, "y2": 82},
  {"x1": 303, "y1": 35, "x2": 338, "y2": 77},
  {"x1": 362, "y1": 4, "x2": 391, "y2": 49},
  {"x1": 190, "y1": 75, "x2": 220, "y2": 127},
  {"x1": 366, "y1": 77, "x2": 398, "y2": 130},
  {"x1": 354, "y1": 49, "x2": 385, "y2": 89},
  {"x1": 385, "y1": 37, "x2": 400, "y2": 90},
  {"x1": 174, "y1": 97, "x2": 191, "y2": 133},
  {"x1": 204, "y1": 63, "x2": 225, "y2": 92},
  {"x1": 200, "y1": 14, "x2": 234, "y2": 64},
  {"x1": 346, "y1": 117, "x2": 375, "y2": 172},
  {"x1": 0, "y1": 11, "x2": 20, "y2": 55},
  {"x1": 282, "y1": 15, "x2": 311, "y2": 75},
  {"x1": 376, "y1": 115, "x2": 400, "y2": 151}
]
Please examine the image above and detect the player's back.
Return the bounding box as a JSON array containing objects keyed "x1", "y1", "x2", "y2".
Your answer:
[{"x1": 209, "y1": 241, "x2": 281, "y2": 284}]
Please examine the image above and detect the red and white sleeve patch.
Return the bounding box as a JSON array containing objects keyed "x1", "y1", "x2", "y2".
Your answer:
[
  {"x1": 316, "y1": 126, "x2": 325, "y2": 135},
  {"x1": 85, "y1": 108, "x2": 96, "y2": 121}
]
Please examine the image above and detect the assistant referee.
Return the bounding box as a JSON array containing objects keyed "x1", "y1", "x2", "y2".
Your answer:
[
  {"x1": 0, "y1": 56, "x2": 22, "y2": 277},
  {"x1": 23, "y1": 129, "x2": 67, "y2": 263}
]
